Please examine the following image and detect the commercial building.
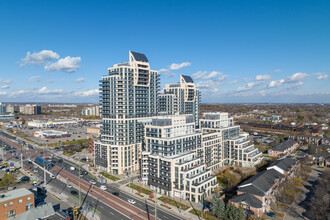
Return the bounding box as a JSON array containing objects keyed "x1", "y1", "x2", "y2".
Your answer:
[
  {"x1": 159, "y1": 75, "x2": 200, "y2": 127},
  {"x1": 27, "y1": 120, "x2": 77, "y2": 127},
  {"x1": 0, "y1": 188, "x2": 34, "y2": 220},
  {"x1": 33, "y1": 130, "x2": 70, "y2": 139},
  {"x1": 82, "y1": 105, "x2": 101, "y2": 117},
  {"x1": 142, "y1": 115, "x2": 217, "y2": 203},
  {"x1": 94, "y1": 51, "x2": 159, "y2": 174}
]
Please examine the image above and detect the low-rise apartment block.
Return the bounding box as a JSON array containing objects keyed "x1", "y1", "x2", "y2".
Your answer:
[
  {"x1": 0, "y1": 188, "x2": 34, "y2": 220},
  {"x1": 268, "y1": 140, "x2": 298, "y2": 157},
  {"x1": 142, "y1": 115, "x2": 217, "y2": 203},
  {"x1": 200, "y1": 112, "x2": 263, "y2": 167}
]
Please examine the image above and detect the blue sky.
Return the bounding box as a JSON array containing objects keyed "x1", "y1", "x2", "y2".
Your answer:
[{"x1": 0, "y1": 0, "x2": 329, "y2": 103}]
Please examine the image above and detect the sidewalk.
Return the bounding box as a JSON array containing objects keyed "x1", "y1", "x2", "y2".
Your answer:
[{"x1": 119, "y1": 183, "x2": 199, "y2": 220}]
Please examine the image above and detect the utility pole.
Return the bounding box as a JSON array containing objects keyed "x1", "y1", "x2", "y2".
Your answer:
[
  {"x1": 180, "y1": 192, "x2": 182, "y2": 213},
  {"x1": 154, "y1": 187, "x2": 157, "y2": 220},
  {"x1": 43, "y1": 144, "x2": 46, "y2": 187},
  {"x1": 79, "y1": 159, "x2": 81, "y2": 208},
  {"x1": 131, "y1": 171, "x2": 133, "y2": 194},
  {"x1": 154, "y1": 200, "x2": 157, "y2": 220},
  {"x1": 20, "y1": 142, "x2": 23, "y2": 168}
]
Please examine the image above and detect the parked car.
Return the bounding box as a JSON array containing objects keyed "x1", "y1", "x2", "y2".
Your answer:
[
  {"x1": 70, "y1": 166, "x2": 75, "y2": 171},
  {"x1": 34, "y1": 169, "x2": 38, "y2": 173},
  {"x1": 50, "y1": 174, "x2": 56, "y2": 179},
  {"x1": 67, "y1": 184, "x2": 72, "y2": 188},
  {"x1": 20, "y1": 176, "x2": 30, "y2": 182},
  {"x1": 70, "y1": 190, "x2": 78, "y2": 195}
]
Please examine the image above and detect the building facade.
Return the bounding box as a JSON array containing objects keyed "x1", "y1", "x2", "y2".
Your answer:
[
  {"x1": 0, "y1": 103, "x2": 6, "y2": 115},
  {"x1": 0, "y1": 188, "x2": 34, "y2": 220},
  {"x1": 200, "y1": 112, "x2": 263, "y2": 167},
  {"x1": 142, "y1": 115, "x2": 217, "y2": 203},
  {"x1": 159, "y1": 75, "x2": 200, "y2": 127},
  {"x1": 82, "y1": 105, "x2": 101, "y2": 117},
  {"x1": 94, "y1": 51, "x2": 159, "y2": 174}
]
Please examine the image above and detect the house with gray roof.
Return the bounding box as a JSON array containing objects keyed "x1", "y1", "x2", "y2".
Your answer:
[
  {"x1": 231, "y1": 157, "x2": 299, "y2": 217},
  {"x1": 268, "y1": 140, "x2": 298, "y2": 157}
]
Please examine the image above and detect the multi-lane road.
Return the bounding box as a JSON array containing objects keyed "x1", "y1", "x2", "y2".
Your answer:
[
  {"x1": 1, "y1": 131, "x2": 185, "y2": 220},
  {"x1": 24, "y1": 161, "x2": 130, "y2": 220}
]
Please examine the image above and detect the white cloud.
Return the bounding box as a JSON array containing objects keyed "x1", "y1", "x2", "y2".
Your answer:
[
  {"x1": 1, "y1": 85, "x2": 9, "y2": 89},
  {"x1": 76, "y1": 78, "x2": 85, "y2": 83},
  {"x1": 169, "y1": 62, "x2": 191, "y2": 70},
  {"x1": 236, "y1": 81, "x2": 263, "y2": 92},
  {"x1": 287, "y1": 72, "x2": 308, "y2": 82},
  {"x1": 196, "y1": 80, "x2": 218, "y2": 88},
  {"x1": 0, "y1": 79, "x2": 12, "y2": 84},
  {"x1": 286, "y1": 81, "x2": 303, "y2": 90},
  {"x1": 314, "y1": 72, "x2": 328, "y2": 80},
  {"x1": 38, "y1": 86, "x2": 64, "y2": 95},
  {"x1": 21, "y1": 50, "x2": 59, "y2": 66},
  {"x1": 273, "y1": 69, "x2": 282, "y2": 73},
  {"x1": 28, "y1": 75, "x2": 41, "y2": 82},
  {"x1": 228, "y1": 80, "x2": 238, "y2": 85},
  {"x1": 193, "y1": 71, "x2": 222, "y2": 80},
  {"x1": 268, "y1": 79, "x2": 285, "y2": 88},
  {"x1": 158, "y1": 68, "x2": 169, "y2": 73},
  {"x1": 8, "y1": 89, "x2": 32, "y2": 97},
  {"x1": 74, "y1": 89, "x2": 99, "y2": 97},
  {"x1": 46, "y1": 79, "x2": 55, "y2": 83},
  {"x1": 0, "y1": 91, "x2": 8, "y2": 95},
  {"x1": 255, "y1": 74, "x2": 271, "y2": 81},
  {"x1": 158, "y1": 69, "x2": 176, "y2": 78},
  {"x1": 259, "y1": 90, "x2": 266, "y2": 96},
  {"x1": 44, "y1": 56, "x2": 81, "y2": 72}
]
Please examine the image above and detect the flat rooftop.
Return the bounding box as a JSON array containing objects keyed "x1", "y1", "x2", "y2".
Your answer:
[{"x1": 0, "y1": 188, "x2": 33, "y2": 203}]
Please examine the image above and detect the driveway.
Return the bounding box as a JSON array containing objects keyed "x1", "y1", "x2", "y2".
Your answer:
[{"x1": 284, "y1": 167, "x2": 324, "y2": 220}]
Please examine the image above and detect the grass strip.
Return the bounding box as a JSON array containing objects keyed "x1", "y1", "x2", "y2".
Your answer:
[
  {"x1": 126, "y1": 183, "x2": 151, "y2": 195},
  {"x1": 52, "y1": 194, "x2": 62, "y2": 201},
  {"x1": 158, "y1": 196, "x2": 190, "y2": 211},
  {"x1": 100, "y1": 172, "x2": 120, "y2": 181}
]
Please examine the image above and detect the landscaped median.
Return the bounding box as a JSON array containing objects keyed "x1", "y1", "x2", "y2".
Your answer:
[{"x1": 100, "y1": 172, "x2": 120, "y2": 181}]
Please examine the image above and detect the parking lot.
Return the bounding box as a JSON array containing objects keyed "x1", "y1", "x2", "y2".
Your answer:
[{"x1": 9, "y1": 122, "x2": 99, "y2": 144}]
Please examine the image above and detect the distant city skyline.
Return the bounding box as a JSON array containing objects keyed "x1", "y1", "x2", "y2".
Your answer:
[{"x1": 0, "y1": 0, "x2": 329, "y2": 103}]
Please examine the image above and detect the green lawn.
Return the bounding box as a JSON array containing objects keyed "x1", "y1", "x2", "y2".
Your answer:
[
  {"x1": 126, "y1": 183, "x2": 151, "y2": 195},
  {"x1": 189, "y1": 209, "x2": 218, "y2": 220},
  {"x1": 158, "y1": 196, "x2": 190, "y2": 211},
  {"x1": 100, "y1": 172, "x2": 120, "y2": 181}
]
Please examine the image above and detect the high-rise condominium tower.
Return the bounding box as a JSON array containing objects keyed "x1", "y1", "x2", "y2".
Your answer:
[
  {"x1": 159, "y1": 75, "x2": 200, "y2": 127},
  {"x1": 94, "y1": 51, "x2": 159, "y2": 175}
]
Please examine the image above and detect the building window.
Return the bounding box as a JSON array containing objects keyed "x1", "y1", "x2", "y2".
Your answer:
[
  {"x1": 7, "y1": 210, "x2": 15, "y2": 217},
  {"x1": 9, "y1": 202, "x2": 13, "y2": 206},
  {"x1": 18, "y1": 199, "x2": 23, "y2": 204},
  {"x1": 3, "y1": 203, "x2": 7, "y2": 207},
  {"x1": 26, "y1": 203, "x2": 33, "y2": 211},
  {"x1": 27, "y1": 197, "x2": 31, "y2": 201}
]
